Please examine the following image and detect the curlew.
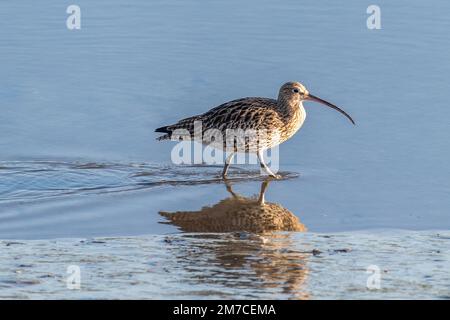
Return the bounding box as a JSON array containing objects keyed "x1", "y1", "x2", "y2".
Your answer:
[{"x1": 155, "y1": 82, "x2": 355, "y2": 178}]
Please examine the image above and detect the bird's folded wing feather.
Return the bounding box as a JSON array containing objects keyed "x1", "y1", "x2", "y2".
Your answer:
[{"x1": 160, "y1": 97, "x2": 282, "y2": 138}]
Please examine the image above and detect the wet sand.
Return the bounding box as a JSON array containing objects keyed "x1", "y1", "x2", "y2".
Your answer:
[{"x1": 1, "y1": 231, "x2": 449, "y2": 299}]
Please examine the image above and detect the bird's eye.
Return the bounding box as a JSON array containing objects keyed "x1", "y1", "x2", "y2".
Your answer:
[{"x1": 292, "y1": 88, "x2": 299, "y2": 93}]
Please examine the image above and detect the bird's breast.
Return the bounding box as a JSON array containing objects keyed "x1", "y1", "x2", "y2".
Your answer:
[{"x1": 279, "y1": 104, "x2": 306, "y2": 142}]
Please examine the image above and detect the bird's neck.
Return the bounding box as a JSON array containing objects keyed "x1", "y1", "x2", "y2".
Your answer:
[
  {"x1": 277, "y1": 99, "x2": 305, "y2": 123},
  {"x1": 276, "y1": 100, "x2": 306, "y2": 140}
]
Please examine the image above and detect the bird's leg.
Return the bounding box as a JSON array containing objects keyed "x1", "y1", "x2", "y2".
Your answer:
[
  {"x1": 224, "y1": 179, "x2": 240, "y2": 199},
  {"x1": 222, "y1": 152, "x2": 235, "y2": 178},
  {"x1": 257, "y1": 150, "x2": 281, "y2": 179},
  {"x1": 257, "y1": 178, "x2": 271, "y2": 205}
]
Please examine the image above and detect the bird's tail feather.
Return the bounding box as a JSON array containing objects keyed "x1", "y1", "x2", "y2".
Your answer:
[
  {"x1": 155, "y1": 125, "x2": 172, "y2": 141},
  {"x1": 156, "y1": 133, "x2": 171, "y2": 141},
  {"x1": 155, "y1": 126, "x2": 170, "y2": 133}
]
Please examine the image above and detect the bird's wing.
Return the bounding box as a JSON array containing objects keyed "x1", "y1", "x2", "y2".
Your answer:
[
  {"x1": 201, "y1": 97, "x2": 281, "y2": 131},
  {"x1": 155, "y1": 97, "x2": 281, "y2": 139}
]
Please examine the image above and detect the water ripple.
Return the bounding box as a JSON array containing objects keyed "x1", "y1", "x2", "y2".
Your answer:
[{"x1": 0, "y1": 161, "x2": 298, "y2": 203}]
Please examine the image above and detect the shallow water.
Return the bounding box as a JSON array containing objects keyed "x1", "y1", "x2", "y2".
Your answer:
[
  {"x1": 1, "y1": 0, "x2": 450, "y2": 299},
  {"x1": 0, "y1": 160, "x2": 297, "y2": 204}
]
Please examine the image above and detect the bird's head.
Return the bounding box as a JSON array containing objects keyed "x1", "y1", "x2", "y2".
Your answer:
[{"x1": 278, "y1": 81, "x2": 355, "y2": 125}]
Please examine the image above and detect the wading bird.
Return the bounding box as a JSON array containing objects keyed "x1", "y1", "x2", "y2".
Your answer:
[{"x1": 155, "y1": 82, "x2": 355, "y2": 178}]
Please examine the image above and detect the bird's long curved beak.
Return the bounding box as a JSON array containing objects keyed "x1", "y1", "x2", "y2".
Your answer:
[{"x1": 306, "y1": 94, "x2": 355, "y2": 125}]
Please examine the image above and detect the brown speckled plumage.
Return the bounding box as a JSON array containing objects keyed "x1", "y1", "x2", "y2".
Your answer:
[
  {"x1": 156, "y1": 83, "x2": 306, "y2": 150},
  {"x1": 156, "y1": 81, "x2": 354, "y2": 178}
]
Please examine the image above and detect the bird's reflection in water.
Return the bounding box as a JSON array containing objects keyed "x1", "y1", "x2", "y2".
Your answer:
[
  {"x1": 160, "y1": 178, "x2": 306, "y2": 233},
  {"x1": 159, "y1": 179, "x2": 310, "y2": 299}
]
